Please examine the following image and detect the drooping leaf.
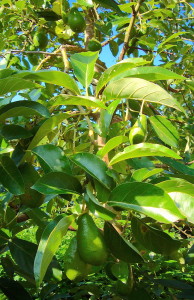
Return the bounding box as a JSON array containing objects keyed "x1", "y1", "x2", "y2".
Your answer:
[
  {"x1": 70, "y1": 52, "x2": 98, "y2": 89},
  {"x1": 97, "y1": 136, "x2": 128, "y2": 158},
  {"x1": 109, "y1": 143, "x2": 181, "y2": 166},
  {"x1": 103, "y1": 78, "x2": 185, "y2": 113},
  {"x1": 104, "y1": 222, "x2": 144, "y2": 263},
  {"x1": 32, "y1": 144, "x2": 72, "y2": 174},
  {"x1": 71, "y1": 152, "x2": 115, "y2": 189},
  {"x1": 0, "y1": 277, "x2": 33, "y2": 300},
  {"x1": 0, "y1": 77, "x2": 41, "y2": 96},
  {"x1": 96, "y1": 59, "x2": 149, "y2": 95},
  {"x1": 21, "y1": 113, "x2": 69, "y2": 162},
  {"x1": 0, "y1": 156, "x2": 24, "y2": 195},
  {"x1": 149, "y1": 116, "x2": 179, "y2": 148},
  {"x1": 0, "y1": 100, "x2": 50, "y2": 122},
  {"x1": 1, "y1": 125, "x2": 33, "y2": 140},
  {"x1": 131, "y1": 217, "x2": 181, "y2": 255},
  {"x1": 14, "y1": 70, "x2": 80, "y2": 95},
  {"x1": 51, "y1": 94, "x2": 106, "y2": 109},
  {"x1": 108, "y1": 182, "x2": 184, "y2": 223},
  {"x1": 34, "y1": 214, "x2": 75, "y2": 286},
  {"x1": 32, "y1": 171, "x2": 82, "y2": 195}
]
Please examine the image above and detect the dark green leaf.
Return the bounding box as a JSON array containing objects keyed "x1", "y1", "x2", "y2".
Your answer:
[
  {"x1": 71, "y1": 153, "x2": 115, "y2": 189},
  {"x1": 32, "y1": 172, "x2": 82, "y2": 195},
  {"x1": 0, "y1": 156, "x2": 24, "y2": 195},
  {"x1": 0, "y1": 277, "x2": 33, "y2": 300},
  {"x1": 93, "y1": 0, "x2": 123, "y2": 15},
  {"x1": 157, "y1": 157, "x2": 194, "y2": 176},
  {"x1": 1, "y1": 125, "x2": 33, "y2": 140},
  {"x1": 104, "y1": 222, "x2": 143, "y2": 263}
]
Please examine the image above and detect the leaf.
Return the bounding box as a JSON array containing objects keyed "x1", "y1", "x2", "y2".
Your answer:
[
  {"x1": 97, "y1": 136, "x2": 128, "y2": 158},
  {"x1": 108, "y1": 182, "x2": 184, "y2": 223},
  {"x1": 0, "y1": 229, "x2": 9, "y2": 246},
  {"x1": 21, "y1": 113, "x2": 69, "y2": 162},
  {"x1": 14, "y1": 70, "x2": 80, "y2": 95},
  {"x1": 32, "y1": 144, "x2": 72, "y2": 174},
  {"x1": 103, "y1": 78, "x2": 185, "y2": 113},
  {"x1": 32, "y1": 171, "x2": 82, "y2": 195},
  {"x1": 0, "y1": 100, "x2": 50, "y2": 122},
  {"x1": 156, "y1": 157, "x2": 194, "y2": 176},
  {"x1": 130, "y1": 168, "x2": 164, "y2": 182},
  {"x1": 93, "y1": 0, "x2": 123, "y2": 15},
  {"x1": 109, "y1": 143, "x2": 181, "y2": 166},
  {"x1": 104, "y1": 222, "x2": 143, "y2": 263},
  {"x1": 70, "y1": 52, "x2": 98, "y2": 89},
  {"x1": 96, "y1": 59, "x2": 149, "y2": 95},
  {"x1": 1, "y1": 125, "x2": 33, "y2": 140},
  {"x1": 0, "y1": 156, "x2": 24, "y2": 195},
  {"x1": 34, "y1": 214, "x2": 75, "y2": 286},
  {"x1": 71, "y1": 152, "x2": 115, "y2": 189},
  {"x1": 52, "y1": 94, "x2": 106, "y2": 109},
  {"x1": 149, "y1": 116, "x2": 179, "y2": 148},
  {"x1": 131, "y1": 217, "x2": 181, "y2": 255},
  {"x1": 99, "y1": 99, "x2": 120, "y2": 137},
  {"x1": 9, "y1": 238, "x2": 38, "y2": 276},
  {"x1": 157, "y1": 178, "x2": 194, "y2": 196},
  {"x1": 112, "y1": 66, "x2": 185, "y2": 82},
  {"x1": 0, "y1": 77, "x2": 41, "y2": 96},
  {"x1": 158, "y1": 31, "x2": 187, "y2": 49},
  {"x1": 0, "y1": 278, "x2": 33, "y2": 300}
]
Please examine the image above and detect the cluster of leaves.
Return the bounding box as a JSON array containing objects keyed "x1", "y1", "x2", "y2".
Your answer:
[{"x1": 0, "y1": 0, "x2": 194, "y2": 299}]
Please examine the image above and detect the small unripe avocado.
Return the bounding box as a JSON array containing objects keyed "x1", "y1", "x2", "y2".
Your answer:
[
  {"x1": 88, "y1": 39, "x2": 102, "y2": 52},
  {"x1": 33, "y1": 31, "x2": 48, "y2": 49},
  {"x1": 77, "y1": 213, "x2": 108, "y2": 266},
  {"x1": 68, "y1": 8, "x2": 86, "y2": 33},
  {"x1": 129, "y1": 114, "x2": 147, "y2": 144}
]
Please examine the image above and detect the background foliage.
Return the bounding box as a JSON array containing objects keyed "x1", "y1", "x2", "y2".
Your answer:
[{"x1": 0, "y1": 0, "x2": 194, "y2": 299}]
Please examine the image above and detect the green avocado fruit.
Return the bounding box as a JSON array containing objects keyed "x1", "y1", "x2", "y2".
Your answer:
[
  {"x1": 64, "y1": 236, "x2": 91, "y2": 280},
  {"x1": 129, "y1": 114, "x2": 147, "y2": 144},
  {"x1": 68, "y1": 8, "x2": 86, "y2": 33},
  {"x1": 77, "y1": 213, "x2": 108, "y2": 266},
  {"x1": 33, "y1": 31, "x2": 48, "y2": 49},
  {"x1": 19, "y1": 163, "x2": 44, "y2": 208},
  {"x1": 88, "y1": 39, "x2": 102, "y2": 52}
]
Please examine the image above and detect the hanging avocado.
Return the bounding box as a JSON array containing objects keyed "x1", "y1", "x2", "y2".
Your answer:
[
  {"x1": 129, "y1": 114, "x2": 147, "y2": 144},
  {"x1": 67, "y1": 8, "x2": 86, "y2": 33}
]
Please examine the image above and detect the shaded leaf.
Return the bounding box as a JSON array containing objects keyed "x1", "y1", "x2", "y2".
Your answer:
[
  {"x1": 1, "y1": 125, "x2": 33, "y2": 140},
  {"x1": 157, "y1": 157, "x2": 194, "y2": 176},
  {"x1": 104, "y1": 222, "x2": 143, "y2": 263},
  {"x1": 32, "y1": 171, "x2": 82, "y2": 195},
  {"x1": 109, "y1": 143, "x2": 181, "y2": 166},
  {"x1": 0, "y1": 156, "x2": 24, "y2": 195},
  {"x1": 93, "y1": 0, "x2": 123, "y2": 15},
  {"x1": 0, "y1": 77, "x2": 41, "y2": 96},
  {"x1": 0, "y1": 277, "x2": 33, "y2": 300}
]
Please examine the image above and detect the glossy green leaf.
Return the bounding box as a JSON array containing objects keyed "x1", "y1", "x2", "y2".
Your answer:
[
  {"x1": 149, "y1": 116, "x2": 179, "y2": 148},
  {"x1": 109, "y1": 143, "x2": 181, "y2": 166},
  {"x1": 1, "y1": 125, "x2": 33, "y2": 140},
  {"x1": 0, "y1": 278, "x2": 33, "y2": 300},
  {"x1": 103, "y1": 78, "x2": 184, "y2": 113},
  {"x1": 52, "y1": 94, "x2": 106, "y2": 109},
  {"x1": 157, "y1": 157, "x2": 194, "y2": 176},
  {"x1": 32, "y1": 144, "x2": 72, "y2": 174},
  {"x1": 0, "y1": 100, "x2": 50, "y2": 122},
  {"x1": 0, "y1": 69, "x2": 16, "y2": 79},
  {"x1": 108, "y1": 182, "x2": 184, "y2": 223},
  {"x1": 112, "y1": 66, "x2": 185, "y2": 82},
  {"x1": 32, "y1": 171, "x2": 82, "y2": 195},
  {"x1": 97, "y1": 136, "x2": 128, "y2": 158},
  {"x1": 157, "y1": 178, "x2": 194, "y2": 196},
  {"x1": 71, "y1": 152, "x2": 115, "y2": 189},
  {"x1": 131, "y1": 217, "x2": 181, "y2": 255},
  {"x1": 14, "y1": 70, "x2": 80, "y2": 95},
  {"x1": 130, "y1": 168, "x2": 164, "y2": 182},
  {"x1": 0, "y1": 77, "x2": 41, "y2": 96},
  {"x1": 96, "y1": 59, "x2": 149, "y2": 95},
  {"x1": 0, "y1": 156, "x2": 24, "y2": 195},
  {"x1": 104, "y1": 222, "x2": 143, "y2": 263},
  {"x1": 21, "y1": 113, "x2": 69, "y2": 162},
  {"x1": 34, "y1": 214, "x2": 75, "y2": 286},
  {"x1": 70, "y1": 52, "x2": 98, "y2": 89}
]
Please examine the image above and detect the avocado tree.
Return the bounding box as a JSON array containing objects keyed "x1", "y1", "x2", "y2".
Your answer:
[{"x1": 0, "y1": 0, "x2": 194, "y2": 299}]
